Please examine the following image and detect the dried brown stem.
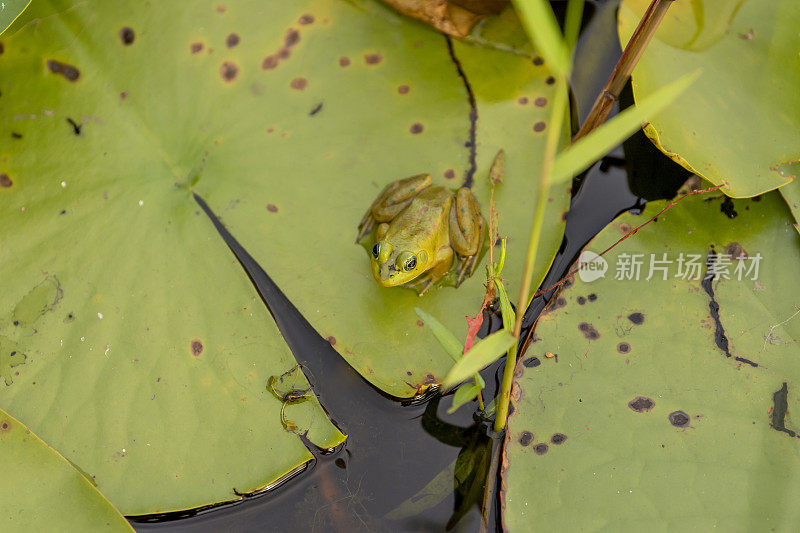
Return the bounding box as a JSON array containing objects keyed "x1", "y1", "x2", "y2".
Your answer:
[{"x1": 572, "y1": 0, "x2": 674, "y2": 142}]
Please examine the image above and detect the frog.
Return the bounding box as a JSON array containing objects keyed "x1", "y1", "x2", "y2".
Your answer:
[{"x1": 355, "y1": 174, "x2": 486, "y2": 294}]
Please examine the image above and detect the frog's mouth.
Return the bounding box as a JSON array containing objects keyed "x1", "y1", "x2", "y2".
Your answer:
[{"x1": 372, "y1": 260, "x2": 414, "y2": 287}]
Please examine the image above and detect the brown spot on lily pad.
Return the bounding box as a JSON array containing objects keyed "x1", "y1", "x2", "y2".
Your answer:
[
  {"x1": 290, "y1": 77, "x2": 307, "y2": 90},
  {"x1": 533, "y1": 443, "x2": 549, "y2": 455},
  {"x1": 190, "y1": 340, "x2": 204, "y2": 356},
  {"x1": 627, "y1": 312, "x2": 644, "y2": 325},
  {"x1": 523, "y1": 357, "x2": 540, "y2": 368},
  {"x1": 533, "y1": 121, "x2": 546, "y2": 132},
  {"x1": 326, "y1": 336, "x2": 336, "y2": 346},
  {"x1": 226, "y1": 33, "x2": 240, "y2": 48},
  {"x1": 266, "y1": 204, "x2": 278, "y2": 213},
  {"x1": 190, "y1": 42, "x2": 204, "y2": 54},
  {"x1": 285, "y1": 29, "x2": 300, "y2": 48},
  {"x1": 339, "y1": 57, "x2": 350, "y2": 67},
  {"x1": 533, "y1": 56, "x2": 544, "y2": 66},
  {"x1": 725, "y1": 241, "x2": 747, "y2": 259},
  {"x1": 551, "y1": 433, "x2": 567, "y2": 445},
  {"x1": 628, "y1": 396, "x2": 655, "y2": 412},
  {"x1": 619, "y1": 222, "x2": 632, "y2": 233},
  {"x1": 46, "y1": 60, "x2": 80, "y2": 81},
  {"x1": 410, "y1": 123, "x2": 424, "y2": 134},
  {"x1": 669, "y1": 410, "x2": 690, "y2": 427},
  {"x1": 262, "y1": 55, "x2": 279, "y2": 69},
  {"x1": 617, "y1": 342, "x2": 631, "y2": 354},
  {"x1": 365, "y1": 53, "x2": 382, "y2": 65},
  {"x1": 534, "y1": 97, "x2": 547, "y2": 107},
  {"x1": 545, "y1": 76, "x2": 555, "y2": 85},
  {"x1": 299, "y1": 14, "x2": 315, "y2": 25},
  {"x1": 0, "y1": 421, "x2": 9, "y2": 431},
  {"x1": 0, "y1": 174, "x2": 12, "y2": 188},
  {"x1": 519, "y1": 431, "x2": 533, "y2": 446},
  {"x1": 518, "y1": 97, "x2": 529, "y2": 105},
  {"x1": 220, "y1": 61, "x2": 239, "y2": 82},
  {"x1": 416, "y1": 319, "x2": 424, "y2": 327},
  {"x1": 398, "y1": 85, "x2": 410, "y2": 94},
  {"x1": 119, "y1": 27, "x2": 135, "y2": 45},
  {"x1": 578, "y1": 322, "x2": 599, "y2": 340},
  {"x1": 444, "y1": 169, "x2": 455, "y2": 179}
]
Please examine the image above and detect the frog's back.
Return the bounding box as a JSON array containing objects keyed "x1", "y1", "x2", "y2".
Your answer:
[{"x1": 388, "y1": 186, "x2": 452, "y2": 243}]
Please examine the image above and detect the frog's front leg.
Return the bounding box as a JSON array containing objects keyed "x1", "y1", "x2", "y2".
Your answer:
[
  {"x1": 403, "y1": 246, "x2": 454, "y2": 296},
  {"x1": 355, "y1": 174, "x2": 432, "y2": 243},
  {"x1": 448, "y1": 187, "x2": 486, "y2": 287}
]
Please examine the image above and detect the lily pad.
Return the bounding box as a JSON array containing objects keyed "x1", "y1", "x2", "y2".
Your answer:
[
  {"x1": 780, "y1": 179, "x2": 800, "y2": 232},
  {"x1": 503, "y1": 190, "x2": 800, "y2": 529},
  {"x1": 0, "y1": 1, "x2": 347, "y2": 515},
  {"x1": 0, "y1": 407, "x2": 132, "y2": 531},
  {"x1": 0, "y1": 0, "x2": 29, "y2": 35},
  {"x1": 0, "y1": 0, "x2": 565, "y2": 514},
  {"x1": 186, "y1": 2, "x2": 569, "y2": 396},
  {"x1": 618, "y1": 0, "x2": 800, "y2": 198}
]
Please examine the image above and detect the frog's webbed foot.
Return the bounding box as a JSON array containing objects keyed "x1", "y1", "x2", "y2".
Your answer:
[
  {"x1": 404, "y1": 274, "x2": 436, "y2": 296},
  {"x1": 455, "y1": 250, "x2": 482, "y2": 288},
  {"x1": 449, "y1": 187, "x2": 486, "y2": 287},
  {"x1": 355, "y1": 174, "x2": 432, "y2": 243}
]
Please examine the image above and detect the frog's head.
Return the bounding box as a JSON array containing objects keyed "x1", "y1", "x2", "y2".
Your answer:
[{"x1": 370, "y1": 240, "x2": 430, "y2": 287}]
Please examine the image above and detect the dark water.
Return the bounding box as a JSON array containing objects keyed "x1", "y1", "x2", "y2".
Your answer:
[{"x1": 131, "y1": 1, "x2": 689, "y2": 531}]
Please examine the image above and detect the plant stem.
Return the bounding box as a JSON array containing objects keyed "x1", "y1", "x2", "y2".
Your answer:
[
  {"x1": 572, "y1": 0, "x2": 674, "y2": 142},
  {"x1": 512, "y1": 77, "x2": 568, "y2": 339},
  {"x1": 494, "y1": 78, "x2": 568, "y2": 434}
]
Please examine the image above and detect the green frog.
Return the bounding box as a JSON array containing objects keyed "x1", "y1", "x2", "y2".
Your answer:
[{"x1": 356, "y1": 174, "x2": 486, "y2": 294}]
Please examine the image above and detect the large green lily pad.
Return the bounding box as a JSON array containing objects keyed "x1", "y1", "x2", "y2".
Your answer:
[
  {"x1": 0, "y1": 1, "x2": 348, "y2": 515},
  {"x1": 179, "y1": 1, "x2": 568, "y2": 395},
  {"x1": 0, "y1": 407, "x2": 132, "y2": 531},
  {"x1": 0, "y1": 0, "x2": 565, "y2": 514},
  {"x1": 503, "y1": 190, "x2": 800, "y2": 529},
  {"x1": 618, "y1": 0, "x2": 800, "y2": 198}
]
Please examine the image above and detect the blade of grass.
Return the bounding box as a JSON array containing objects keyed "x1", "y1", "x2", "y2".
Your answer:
[
  {"x1": 564, "y1": 0, "x2": 585, "y2": 52},
  {"x1": 551, "y1": 69, "x2": 700, "y2": 184},
  {"x1": 448, "y1": 383, "x2": 485, "y2": 414},
  {"x1": 442, "y1": 329, "x2": 517, "y2": 389},
  {"x1": 414, "y1": 307, "x2": 462, "y2": 361},
  {"x1": 512, "y1": 0, "x2": 570, "y2": 77}
]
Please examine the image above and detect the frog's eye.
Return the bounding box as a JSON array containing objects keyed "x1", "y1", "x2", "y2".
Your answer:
[
  {"x1": 396, "y1": 252, "x2": 417, "y2": 272},
  {"x1": 372, "y1": 243, "x2": 381, "y2": 259}
]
